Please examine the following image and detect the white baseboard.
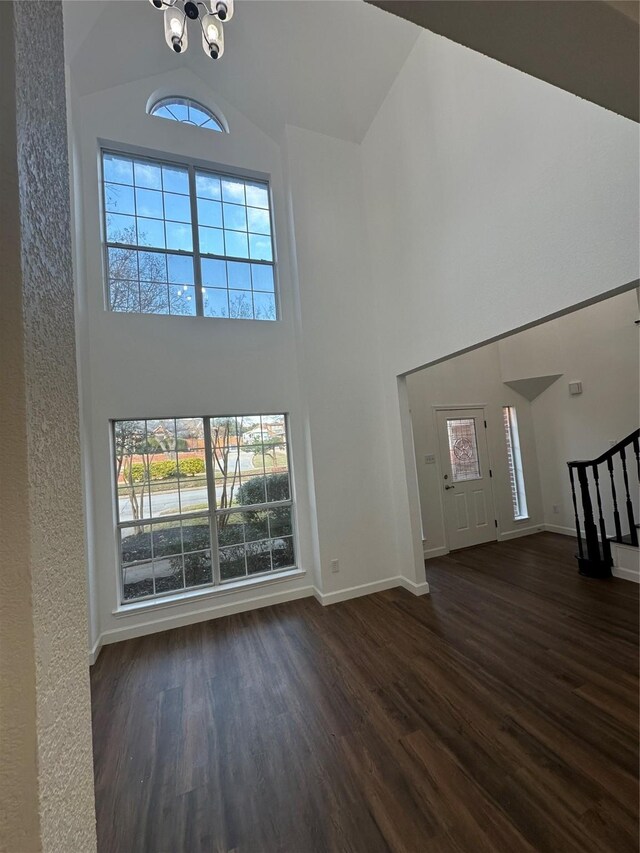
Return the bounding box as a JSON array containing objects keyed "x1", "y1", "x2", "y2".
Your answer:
[
  {"x1": 423, "y1": 545, "x2": 449, "y2": 559},
  {"x1": 544, "y1": 523, "x2": 576, "y2": 537},
  {"x1": 90, "y1": 585, "x2": 315, "y2": 660},
  {"x1": 314, "y1": 576, "x2": 429, "y2": 605},
  {"x1": 612, "y1": 565, "x2": 640, "y2": 583},
  {"x1": 498, "y1": 524, "x2": 545, "y2": 542},
  {"x1": 399, "y1": 577, "x2": 431, "y2": 596},
  {"x1": 612, "y1": 541, "x2": 640, "y2": 583},
  {"x1": 89, "y1": 636, "x2": 103, "y2": 666}
]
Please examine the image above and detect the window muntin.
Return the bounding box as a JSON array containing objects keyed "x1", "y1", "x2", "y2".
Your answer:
[
  {"x1": 503, "y1": 406, "x2": 529, "y2": 520},
  {"x1": 102, "y1": 150, "x2": 276, "y2": 320},
  {"x1": 150, "y1": 97, "x2": 225, "y2": 132},
  {"x1": 114, "y1": 414, "x2": 295, "y2": 604},
  {"x1": 446, "y1": 418, "x2": 481, "y2": 482}
]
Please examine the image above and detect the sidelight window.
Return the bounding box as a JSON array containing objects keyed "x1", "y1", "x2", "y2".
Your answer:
[{"x1": 503, "y1": 406, "x2": 528, "y2": 520}]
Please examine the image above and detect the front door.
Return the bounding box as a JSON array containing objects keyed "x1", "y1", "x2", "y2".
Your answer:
[{"x1": 436, "y1": 408, "x2": 497, "y2": 550}]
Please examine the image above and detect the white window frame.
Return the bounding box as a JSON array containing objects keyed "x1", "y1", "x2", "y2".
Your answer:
[
  {"x1": 112, "y1": 413, "x2": 297, "y2": 606},
  {"x1": 99, "y1": 142, "x2": 279, "y2": 320},
  {"x1": 503, "y1": 406, "x2": 529, "y2": 521}
]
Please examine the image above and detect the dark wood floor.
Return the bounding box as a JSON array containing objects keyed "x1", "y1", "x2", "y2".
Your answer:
[{"x1": 91, "y1": 533, "x2": 639, "y2": 853}]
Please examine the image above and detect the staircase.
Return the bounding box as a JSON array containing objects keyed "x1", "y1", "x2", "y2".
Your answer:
[{"x1": 568, "y1": 429, "x2": 639, "y2": 578}]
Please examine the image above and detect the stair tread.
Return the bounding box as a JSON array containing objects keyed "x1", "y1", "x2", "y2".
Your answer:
[{"x1": 609, "y1": 534, "x2": 639, "y2": 547}]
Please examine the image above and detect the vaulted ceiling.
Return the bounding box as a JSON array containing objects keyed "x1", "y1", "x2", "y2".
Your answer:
[
  {"x1": 63, "y1": 0, "x2": 420, "y2": 143},
  {"x1": 367, "y1": 0, "x2": 639, "y2": 122}
]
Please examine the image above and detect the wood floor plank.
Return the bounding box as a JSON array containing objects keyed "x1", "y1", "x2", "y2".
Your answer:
[{"x1": 91, "y1": 532, "x2": 639, "y2": 852}]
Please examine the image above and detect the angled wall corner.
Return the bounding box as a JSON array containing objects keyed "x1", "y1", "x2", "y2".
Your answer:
[{"x1": 503, "y1": 374, "x2": 563, "y2": 401}]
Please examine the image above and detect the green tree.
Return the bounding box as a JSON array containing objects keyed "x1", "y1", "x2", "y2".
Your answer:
[
  {"x1": 260, "y1": 437, "x2": 284, "y2": 468},
  {"x1": 114, "y1": 421, "x2": 148, "y2": 529},
  {"x1": 211, "y1": 417, "x2": 243, "y2": 529}
]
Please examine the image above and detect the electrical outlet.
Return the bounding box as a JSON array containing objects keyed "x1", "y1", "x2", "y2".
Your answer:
[
  {"x1": 330, "y1": 559, "x2": 339, "y2": 573},
  {"x1": 552, "y1": 504, "x2": 560, "y2": 514}
]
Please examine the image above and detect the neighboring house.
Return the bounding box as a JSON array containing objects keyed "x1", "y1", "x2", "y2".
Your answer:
[{"x1": 242, "y1": 425, "x2": 285, "y2": 444}]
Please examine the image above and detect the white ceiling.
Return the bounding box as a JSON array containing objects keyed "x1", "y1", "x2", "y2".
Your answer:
[{"x1": 63, "y1": 0, "x2": 420, "y2": 142}]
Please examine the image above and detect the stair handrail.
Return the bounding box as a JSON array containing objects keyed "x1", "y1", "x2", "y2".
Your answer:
[
  {"x1": 567, "y1": 427, "x2": 639, "y2": 577},
  {"x1": 568, "y1": 428, "x2": 640, "y2": 468}
]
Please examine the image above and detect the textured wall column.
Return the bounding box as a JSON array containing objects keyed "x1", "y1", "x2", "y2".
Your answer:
[
  {"x1": 0, "y1": 0, "x2": 40, "y2": 847},
  {"x1": 0, "y1": 2, "x2": 97, "y2": 851}
]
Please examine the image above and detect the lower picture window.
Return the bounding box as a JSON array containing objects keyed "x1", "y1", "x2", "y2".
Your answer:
[{"x1": 113, "y1": 414, "x2": 295, "y2": 603}]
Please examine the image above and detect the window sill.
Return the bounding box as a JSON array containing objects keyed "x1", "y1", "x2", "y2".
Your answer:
[
  {"x1": 112, "y1": 567, "x2": 306, "y2": 618},
  {"x1": 513, "y1": 515, "x2": 530, "y2": 522}
]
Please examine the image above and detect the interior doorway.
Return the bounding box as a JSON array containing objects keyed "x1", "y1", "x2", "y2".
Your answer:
[
  {"x1": 436, "y1": 407, "x2": 497, "y2": 550},
  {"x1": 400, "y1": 285, "x2": 638, "y2": 569}
]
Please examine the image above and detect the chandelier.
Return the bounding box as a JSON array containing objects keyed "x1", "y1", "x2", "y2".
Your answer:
[{"x1": 148, "y1": 0, "x2": 234, "y2": 59}]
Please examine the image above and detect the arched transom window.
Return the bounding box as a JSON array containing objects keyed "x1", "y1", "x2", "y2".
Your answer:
[{"x1": 150, "y1": 97, "x2": 225, "y2": 132}]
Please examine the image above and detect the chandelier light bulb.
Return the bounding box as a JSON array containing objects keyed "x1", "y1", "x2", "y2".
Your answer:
[
  {"x1": 202, "y1": 12, "x2": 224, "y2": 59},
  {"x1": 164, "y1": 6, "x2": 187, "y2": 53}
]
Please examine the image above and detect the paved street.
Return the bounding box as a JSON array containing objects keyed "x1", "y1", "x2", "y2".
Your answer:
[
  {"x1": 117, "y1": 450, "x2": 286, "y2": 521},
  {"x1": 119, "y1": 484, "x2": 217, "y2": 521}
]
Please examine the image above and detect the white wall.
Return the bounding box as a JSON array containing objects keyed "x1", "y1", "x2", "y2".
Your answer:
[
  {"x1": 498, "y1": 289, "x2": 639, "y2": 534},
  {"x1": 361, "y1": 29, "x2": 639, "y2": 582},
  {"x1": 70, "y1": 68, "x2": 416, "y2": 653},
  {"x1": 407, "y1": 342, "x2": 545, "y2": 555},
  {"x1": 283, "y1": 125, "x2": 397, "y2": 592}
]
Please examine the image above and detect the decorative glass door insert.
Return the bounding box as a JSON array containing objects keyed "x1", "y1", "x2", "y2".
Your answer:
[{"x1": 446, "y1": 418, "x2": 481, "y2": 482}]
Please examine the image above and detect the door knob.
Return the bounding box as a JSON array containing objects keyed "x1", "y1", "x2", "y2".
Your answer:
[{"x1": 445, "y1": 484, "x2": 455, "y2": 490}]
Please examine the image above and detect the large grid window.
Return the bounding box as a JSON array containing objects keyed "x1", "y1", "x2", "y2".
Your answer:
[
  {"x1": 114, "y1": 414, "x2": 295, "y2": 604},
  {"x1": 503, "y1": 406, "x2": 529, "y2": 520},
  {"x1": 102, "y1": 150, "x2": 276, "y2": 320}
]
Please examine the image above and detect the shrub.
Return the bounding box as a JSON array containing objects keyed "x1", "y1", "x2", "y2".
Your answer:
[
  {"x1": 128, "y1": 462, "x2": 145, "y2": 483},
  {"x1": 178, "y1": 457, "x2": 206, "y2": 477},
  {"x1": 151, "y1": 460, "x2": 178, "y2": 480},
  {"x1": 123, "y1": 459, "x2": 178, "y2": 482},
  {"x1": 230, "y1": 472, "x2": 292, "y2": 545},
  {"x1": 236, "y1": 472, "x2": 289, "y2": 505}
]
